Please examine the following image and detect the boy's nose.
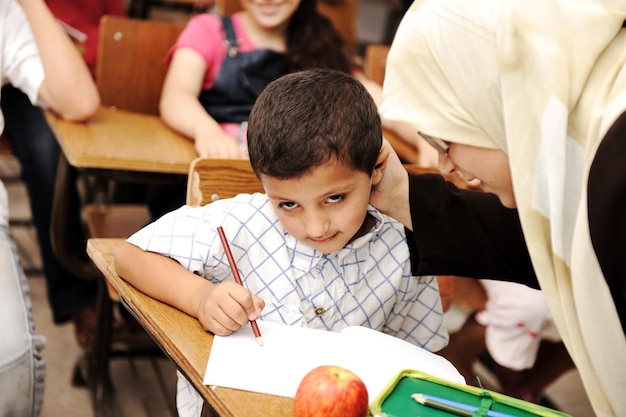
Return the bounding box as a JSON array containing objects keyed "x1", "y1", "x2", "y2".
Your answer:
[{"x1": 304, "y1": 211, "x2": 330, "y2": 239}]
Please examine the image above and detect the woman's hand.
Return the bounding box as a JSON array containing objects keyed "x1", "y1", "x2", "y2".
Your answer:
[
  {"x1": 196, "y1": 281, "x2": 265, "y2": 336},
  {"x1": 370, "y1": 139, "x2": 413, "y2": 230}
]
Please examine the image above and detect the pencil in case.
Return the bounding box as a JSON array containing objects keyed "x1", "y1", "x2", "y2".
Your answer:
[{"x1": 369, "y1": 369, "x2": 572, "y2": 417}]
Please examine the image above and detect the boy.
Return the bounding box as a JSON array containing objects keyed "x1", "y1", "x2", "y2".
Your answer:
[{"x1": 115, "y1": 69, "x2": 447, "y2": 417}]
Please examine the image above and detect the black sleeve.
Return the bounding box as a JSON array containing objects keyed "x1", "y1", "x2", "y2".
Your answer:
[
  {"x1": 407, "y1": 173, "x2": 538, "y2": 288},
  {"x1": 588, "y1": 110, "x2": 626, "y2": 330}
]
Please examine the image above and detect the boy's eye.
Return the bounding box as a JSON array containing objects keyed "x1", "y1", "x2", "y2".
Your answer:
[
  {"x1": 326, "y1": 194, "x2": 345, "y2": 203},
  {"x1": 278, "y1": 201, "x2": 299, "y2": 211}
]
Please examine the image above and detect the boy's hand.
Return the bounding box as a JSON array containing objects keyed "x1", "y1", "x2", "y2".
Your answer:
[{"x1": 196, "y1": 281, "x2": 265, "y2": 336}]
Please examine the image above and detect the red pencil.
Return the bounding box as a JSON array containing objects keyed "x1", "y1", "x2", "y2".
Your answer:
[{"x1": 216, "y1": 226, "x2": 264, "y2": 346}]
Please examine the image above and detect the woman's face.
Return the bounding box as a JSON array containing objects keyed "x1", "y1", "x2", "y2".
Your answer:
[
  {"x1": 242, "y1": 0, "x2": 301, "y2": 29},
  {"x1": 439, "y1": 143, "x2": 516, "y2": 208}
]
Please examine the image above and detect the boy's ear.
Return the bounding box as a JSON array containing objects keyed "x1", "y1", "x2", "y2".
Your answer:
[{"x1": 371, "y1": 141, "x2": 391, "y2": 185}]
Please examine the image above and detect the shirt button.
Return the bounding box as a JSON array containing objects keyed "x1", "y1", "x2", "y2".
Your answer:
[{"x1": 314, "y1": 307, "x2": 325, "y2": 317}]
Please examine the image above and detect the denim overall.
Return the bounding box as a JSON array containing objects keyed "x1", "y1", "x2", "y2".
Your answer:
[
  {"x1": 198, "y1": 16, "x2": 286, "y2": 124},
  {"x1": 147, "y1": 17, "x2": 287, "y2": 220}
]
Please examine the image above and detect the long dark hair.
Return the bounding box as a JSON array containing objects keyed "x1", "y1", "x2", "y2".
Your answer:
[{"x1": 285, "y1": 0, "x2": 354, "y2": 74}]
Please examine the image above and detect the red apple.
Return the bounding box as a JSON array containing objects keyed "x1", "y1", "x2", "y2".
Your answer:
[{"x1": 293, "y1": 365, "x2": 369, "y2": 417}]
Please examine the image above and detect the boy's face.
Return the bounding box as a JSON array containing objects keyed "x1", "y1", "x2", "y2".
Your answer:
[{"x1": 261, "y1": 159, "x2": 373, "y2": 254}]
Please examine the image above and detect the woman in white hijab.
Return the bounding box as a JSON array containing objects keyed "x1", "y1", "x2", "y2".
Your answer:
[{"x1": 370, "y1": 1, "x2": 626, "y2": 416}]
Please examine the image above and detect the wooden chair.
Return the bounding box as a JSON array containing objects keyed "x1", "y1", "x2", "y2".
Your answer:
[
  {"x1": 186, "y1": 158, "x2": 263, "y2": 207},
  {"x1": 96, "y1": 16, "x2": 184, "y2": 115},
  {"x1": 83, "y1": 15, "x2": 185, "y2": 242},
  {"x1": 78, "y1": 15, "x2": 186, "y2": 258},
  {"x1": 51, "y1": 16, "x2": 186, "y2": 417}
]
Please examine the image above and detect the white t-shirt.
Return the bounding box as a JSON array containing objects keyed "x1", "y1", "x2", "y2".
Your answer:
[{"x1": 0, "y1": 0, "x2": 46, "y2": 227}]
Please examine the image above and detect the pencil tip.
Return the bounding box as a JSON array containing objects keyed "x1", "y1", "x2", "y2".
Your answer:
[
  {"x1": 256, "y1": 336, "x2": 264, "y2": 346},
  {"x1": 411, "y1": 393, "x2": 426, "y2": 404}
]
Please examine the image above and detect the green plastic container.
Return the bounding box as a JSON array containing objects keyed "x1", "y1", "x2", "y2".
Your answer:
[{"x1": 369, "y1": 369, "x2": 572, "y2": 417}]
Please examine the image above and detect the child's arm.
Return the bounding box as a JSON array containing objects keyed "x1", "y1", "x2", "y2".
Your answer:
[
  {"x1": 159, "y1": 48, "x2": 247, "y2": 159},
  {"x1": 114, "y1": 242, "x2": 264, "y2": 336}
]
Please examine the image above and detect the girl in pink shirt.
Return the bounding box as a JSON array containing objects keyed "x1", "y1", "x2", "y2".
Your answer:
[{"x1": 160, "y1": 0, "x2": 353, "y2": 159}]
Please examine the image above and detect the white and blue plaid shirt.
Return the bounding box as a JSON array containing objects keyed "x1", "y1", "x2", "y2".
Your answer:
[{"x1": 127, "y1": 192, "x2": 447, "y2": 417}]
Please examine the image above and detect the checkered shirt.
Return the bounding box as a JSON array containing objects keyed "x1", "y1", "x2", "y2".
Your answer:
[{"x1": 127, "y1": 193, "x2": 448, "y2": 417}]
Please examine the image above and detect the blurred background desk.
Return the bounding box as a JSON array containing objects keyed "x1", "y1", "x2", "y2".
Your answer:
[
  {"x1": 47, "y1": 105, "x2": 195, "y2": 178},
  {"x1": 86, "y1": 238, "x2": 294, "y2": 417},
  {"x1": 46, "y1": 104, "x2": 197, "y2": 275}
]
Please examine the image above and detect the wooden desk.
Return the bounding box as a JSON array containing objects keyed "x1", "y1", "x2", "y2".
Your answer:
[
  {"x1": 46, "y1": 104, "x2": 198, "y2": 281},
  {"x1": 87, "y1": 238, "x2": 294, "y2": 417},
  {"x1": 46, "y1": 105, "x2": 197, "y2": 176}
]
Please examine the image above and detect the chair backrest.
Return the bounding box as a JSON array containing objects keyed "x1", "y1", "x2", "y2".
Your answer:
[
  {"x1": 214, "y1": 0, "x2": 360, "y2": 50},
  {"x1": 186, "y1": 158, "x2": 264, "y2": 207},
  {"x1": 96, "y1": 16, "x2": 185, "y2": 115}
]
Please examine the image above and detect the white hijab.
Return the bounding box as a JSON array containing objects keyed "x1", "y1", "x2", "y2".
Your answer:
[{"x1": 381, "y1": 1, "x2": 626, "y2": 416}]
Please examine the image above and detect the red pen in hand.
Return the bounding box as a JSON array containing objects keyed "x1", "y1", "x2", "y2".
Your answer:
[{"x1": 216, "y1": 226, "x2": 264, "y2": 346}]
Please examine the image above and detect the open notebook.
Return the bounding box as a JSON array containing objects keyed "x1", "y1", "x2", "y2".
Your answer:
[{"x1": 204, "y1": 320, "x2": 464, "y2": 401}]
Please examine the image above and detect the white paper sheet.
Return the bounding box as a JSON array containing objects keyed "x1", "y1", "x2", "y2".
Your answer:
[{"x1": 204, "y1": 320, "x2": 465, "y2": 401}]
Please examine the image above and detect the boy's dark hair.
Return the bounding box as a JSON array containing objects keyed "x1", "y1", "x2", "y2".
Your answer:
[{"x1": 248, "y1": 69, "x2": 382, "y2": 179}]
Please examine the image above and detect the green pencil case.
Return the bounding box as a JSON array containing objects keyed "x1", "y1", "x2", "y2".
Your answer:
[{"x1": 369, "y1": 369, "x2": 572, "y2": 417}]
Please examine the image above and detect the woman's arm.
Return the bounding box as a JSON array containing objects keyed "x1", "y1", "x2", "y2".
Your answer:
[
  {"x1": 160, "y1": 48, "x2": 246, "y2": 159},
  {"x1": 407, "y1": 174, "x2": 537, "y2": 285},
  {"x1": 19, "y1": 0, "x2": 99, "y2": 120},
  {"x1": 370, "y1": 141, "x2": 536, "y2": 285}
]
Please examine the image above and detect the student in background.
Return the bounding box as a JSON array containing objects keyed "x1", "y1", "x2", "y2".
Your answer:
[
  {"x1": 150, "y1": 0, "x2": 437, "y2": 219},
  {"x1": 0, "y1": 0, "x2": 126, "y2": 353},
  {"x1": 0, "y1": 0, "x2": 99, "y2": 415},
  {"x1": 116, "y1": 69, "x2": 447, "y2": 417}
]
